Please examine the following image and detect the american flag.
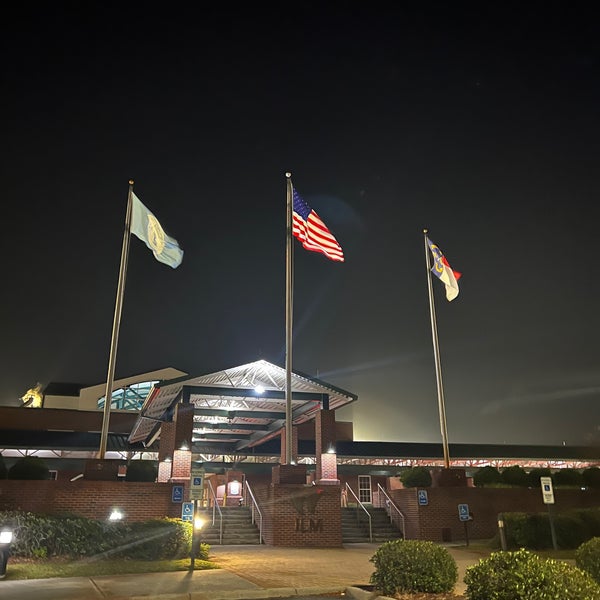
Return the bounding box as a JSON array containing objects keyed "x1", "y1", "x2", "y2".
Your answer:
[{"x1": 292, "y1": 188, "x2": 344, "y2": 262}]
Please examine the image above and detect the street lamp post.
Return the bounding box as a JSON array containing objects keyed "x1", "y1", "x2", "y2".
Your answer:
[{"x1": 189, "y1": 504, "x2": 205, "y2": 571}]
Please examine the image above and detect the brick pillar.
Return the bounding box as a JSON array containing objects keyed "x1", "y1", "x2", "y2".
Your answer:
[
  {"x1": 157, "y1": 402, "x2": 194, "y2": 483},
  {"x1": 171, "y1": 403, "x2": 194, "y2": 481},
  {"x1": 279, "y1": 425, "x2": 299, "y2": 464},
  {"x1": 315, "y1": 409, "x2": 338, "y2": 483}
]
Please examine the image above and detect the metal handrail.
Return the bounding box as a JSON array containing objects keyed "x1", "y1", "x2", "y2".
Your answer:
[
  {"x1": 377, "y1": 483, "x2": 406, "y2": 539},
  {"x1": 344, "y1": 482, "x2": 372, "y2": 542},
  {"x1": 206, "y1": 479, "x2": 223, "y2": 544},
  {"x1": 244, "y1": 480, "x2": 263, "y2": 544}
]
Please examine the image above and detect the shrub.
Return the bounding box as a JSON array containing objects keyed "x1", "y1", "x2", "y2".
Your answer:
[
  {"x1": 464, "y1": 548, "x2": 600, "y2": 600},
  {"x1": 369, "y1": 539, "x2": 457, "y2": 596},
  {"x1": 583, "y1": 467, "x2": 600, "y2": 489},
  {"x1": 1, "y1": 510, "x2": 120, "y2": 557},
  {"x1": 125, "y1": 460, "x2": 157, "y2": 482},
  {"x1": 8, "y1": 456, "x2": 50, "y2": 480},
  {"x1": 554, "y1": 468, "x2": 583, "y2": 487},
  {"x1": 527, "y1": 467, "x2": 552, "y2": 488},
  {"x1": 501, "y1": 465, "x2": 528, "y2": 486},
  {"x1": 0, "y1": 511, "x2": 203, "y2": 560},
  {"x1": 473, "y1": 466, "x2": 502, "y2": 487},
  {"x1": 400, "y1": 466, "x2": 432, "y2": 488},
  {"x1": 576, "y1": 537, "x2": 600, "y2": 584},
  {"x1": 116, "y1": 518, "x2": 193, "y2": 560},
  {"x1": 502, "y1": 508, "x2": 599, "y2": 550}
]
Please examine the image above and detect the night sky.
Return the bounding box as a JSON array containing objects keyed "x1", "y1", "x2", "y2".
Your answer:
[{"x1": 2, "y1": 3, "x2": 599, "y2": 447}]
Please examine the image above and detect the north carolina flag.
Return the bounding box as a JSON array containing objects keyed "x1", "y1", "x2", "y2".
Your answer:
[
  {"x1": 292, "y1": 188, "x2": 344, "y2": 262},
  {"x1": 131, "y1": 192, "x2": 184, "y2": 268},
  {"x1": 427, "y1": 237, "x2": 461, "y2": 301}
]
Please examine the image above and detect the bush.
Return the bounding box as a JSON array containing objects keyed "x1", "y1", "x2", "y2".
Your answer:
[
  {"x1": 473, "y1": 466, "x2": 502, "y2": 487},
  {"x1": 1, "y1": 510, "x2": 121, "y2": 557},
  {"x1": 125, "y1": 460, "x2": 157, "y2": 482},
  {"x1": 116, "y1": 519, "x2": 193, "y2": 560},
  {"x1": 501, "y1": 465, "x2": 529, "y2": 486},
  {"x1": 584, "y1": 467, "x2": 600, "y2": 489},
  {"x1": 576, "y1": 537, "x2": 600, "y2": 584},
  {"x1": 0, "y1": 511, "x2": 203, "y2": 560},
  {"x1": 400, "y1": 466, "x2": 432, "y2": 488},
  {"x1": 369, "y1": 539, "x2": 457, "y2": 596},
  {"x1": 8, "y1": 456, "x2": 50, "y2": 480},
  {"x1": 527, "y1": 467, "x2": 552, "y2": 488},
  {"x1": 501, "y1": 508, "x2": 600, "y2": 550},
  {"x1": 464, "y1": 548, "x2": 600, "y2": 600},
  {"x1": 554, "y1": 468, "x2": 583, "y2": 487}
]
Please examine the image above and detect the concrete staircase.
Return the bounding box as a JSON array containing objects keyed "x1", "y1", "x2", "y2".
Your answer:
[
  {"x1": 197, "y1": 506, "x2": 261, "y2": 545},
  {"x1": 342, "y1": 506, "x2": 403, "y2": 543}
]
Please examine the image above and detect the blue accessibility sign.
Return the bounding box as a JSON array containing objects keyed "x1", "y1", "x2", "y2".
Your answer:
[
  {"x1": 458, "y1": 503, "x2": 470, "y2": 521},
  {"x1": 172, "y1": 485, "x2": 184, "y2": 503},
  {"x1": 418, "y1": 490, "x2": 428, "y2": 505},
  {"x1": 182, "y1": 502, "x2": 194, "y2": 522}
]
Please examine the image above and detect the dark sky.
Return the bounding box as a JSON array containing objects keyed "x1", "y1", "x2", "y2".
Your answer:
[{"x1": 2, "y1": 3, "x2": 599, "y2": 447}]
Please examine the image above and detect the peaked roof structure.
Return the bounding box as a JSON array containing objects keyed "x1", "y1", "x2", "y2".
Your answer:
[{"x1": 128, "y1": 359, "x2": 358, "y2": 454}]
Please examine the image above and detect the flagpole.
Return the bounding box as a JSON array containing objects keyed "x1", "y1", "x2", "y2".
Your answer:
[
  {"x1": 423, "y1": 228, "x2": 451, "y2": 469},
  {"x1": 284, "y1": 172, "x2": 294, "y2": 465},
  {"x1": 98, "y1": 180, "x2": 135, "y2": 459}
]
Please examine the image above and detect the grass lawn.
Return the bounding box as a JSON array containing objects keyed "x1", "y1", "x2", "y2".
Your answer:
[{"x1": 7, "y1": 557, "x2": 218, "y2": 580}]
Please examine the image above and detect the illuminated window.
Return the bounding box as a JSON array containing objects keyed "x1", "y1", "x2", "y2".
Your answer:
[{"x1": 97, "y1": 381, "x2": 158, "y2": 411}]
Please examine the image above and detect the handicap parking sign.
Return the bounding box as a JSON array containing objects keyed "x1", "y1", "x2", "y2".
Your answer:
[
  {"x1": 172, "y1": 485, "x2": 184, "y2": 503},
  {"x1": 418, "y1": 490, "x2": 428, "y2": 505},
  {"x1": 458, "y1": 503, "x2": 470, "y2": 521},
  {"x1": 182, "y1": 502, "x2": 194, "y2": 522}
]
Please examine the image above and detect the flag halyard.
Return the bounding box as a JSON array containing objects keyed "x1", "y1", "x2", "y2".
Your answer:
[
  {"x1": 292, "y1": 188, "x2": 344, "y2": 262},
  {"x1": 131, "y1": 192, "x2": 183, "y2": 268},
  {"x1": 426, "y1": 237, "x2": 461, "y2": 301}
]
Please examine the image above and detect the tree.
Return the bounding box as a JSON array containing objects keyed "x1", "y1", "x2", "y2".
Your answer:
[
  {"x1": 8, "y1": 456, "x2": 50, "y2": 480},
  {"x1": 125, "y1": 460, "x2": 158, "y2": 482},
  {"x1": 553, "y1": 468, "x2": 583, "y2": 487},
  {"x1": 501, "y1": 465, "x2": 528, "y2": 487},
  {"x1": 582, "y1": 467, "x2": 600, "y2": 489},
  {"x1": 400, "y1": 467, "x2": 432, "y2": 488},
  {"x1": 527, "y1": 467, "x2": 552, "y2": 488},
  {"x1": 472, "y1": 466, "x2": 502, "y2": 487}
]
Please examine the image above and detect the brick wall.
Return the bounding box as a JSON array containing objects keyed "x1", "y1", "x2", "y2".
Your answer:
[
  {"x1": 252, "y1": 482, "x2": 342, "y2": 547},
  {"x1": 390, "y1": 486, "x2": 600, "y2": 542},
  {"x1": 0, "y1": 480, "x2": 184, "y2": 522}
]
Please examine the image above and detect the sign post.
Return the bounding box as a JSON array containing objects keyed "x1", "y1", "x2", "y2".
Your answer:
[
  {"x1": 458, "y1": 503, "x2": 472, "y2": 546},
  {"x1": 540, "y1": 476, "x2": 558, "y2": 550},
  {"x1": 190, "y1": 469, "x2": 204, "y2": 502},
  {"x1": 189, "y1": 468, "x2": 205, "y2": 571}
]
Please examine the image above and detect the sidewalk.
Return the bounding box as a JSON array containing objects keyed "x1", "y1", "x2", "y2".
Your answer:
[{"x1": 0, "y1": 543, "x2": 486, "y2": 600}]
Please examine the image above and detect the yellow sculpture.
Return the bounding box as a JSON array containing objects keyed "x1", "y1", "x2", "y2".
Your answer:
[{"x1": 21, "y1": 382, "x2": 43, "y2": 408}]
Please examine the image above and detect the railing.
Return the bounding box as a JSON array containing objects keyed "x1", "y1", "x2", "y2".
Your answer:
[
  {"x1": 244, "y1": 480, "x2": 263, "y2": 544},
  {"x1": 206, "y1": 479, "x2": 223, "y2": 544},
  {"x1": 376, "y1": 483, "x2": 406, "y2": 539},
  {"x1": 345, "y1": 481, "x2": 372, "y2": 542}
]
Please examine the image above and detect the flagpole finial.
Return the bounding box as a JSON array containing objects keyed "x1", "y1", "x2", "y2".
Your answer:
[
  {"x1": 129, "y1": 179, "x2": 134, "y2": 186},
  {"x1": 285, "y1": 172, "x2": 292, "y2": 179},
  {"x1": 423, "y1": 228, "x2": 428, "y2": 234}
]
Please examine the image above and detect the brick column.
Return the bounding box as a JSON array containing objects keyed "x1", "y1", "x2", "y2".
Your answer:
[
  {"x1": 315, "y1": 409, "x2": 338, "y2": 483},
  {"x1": 157, "y1": 402, "x2": 194, "y2": 483},
  {"x1": 171, "y1": 402, "x2": 194, "y2": 481}
]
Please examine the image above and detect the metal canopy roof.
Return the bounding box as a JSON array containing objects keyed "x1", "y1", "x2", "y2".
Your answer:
[{"x1": 127, "y1": 359, "x2": 358, "y2": 453}]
